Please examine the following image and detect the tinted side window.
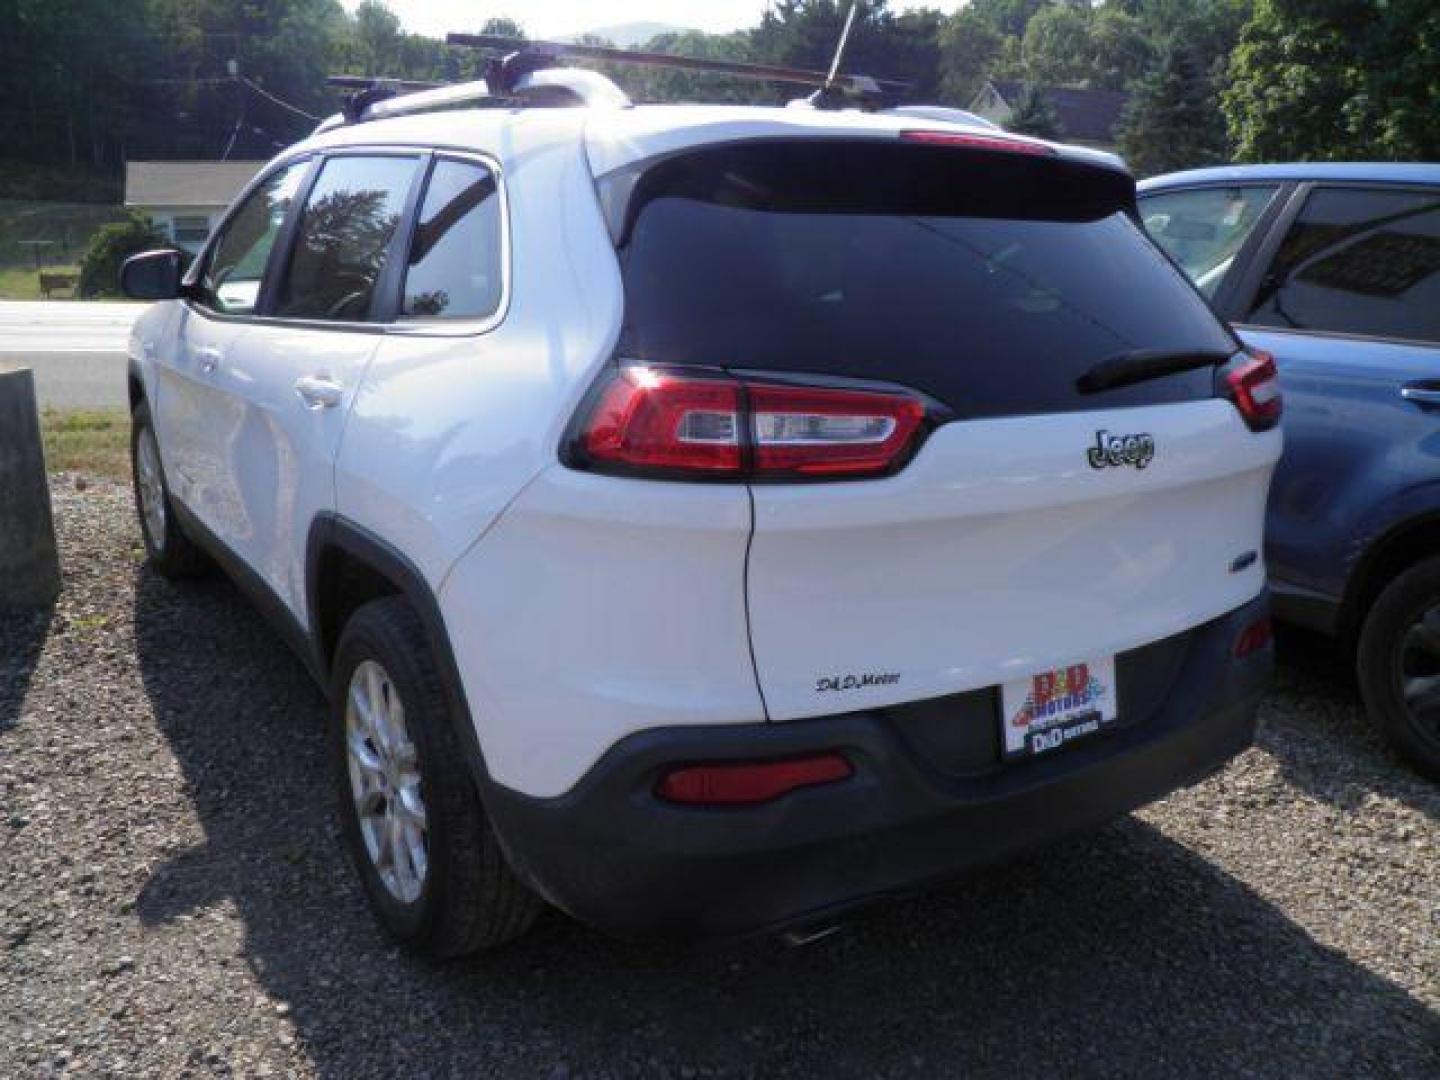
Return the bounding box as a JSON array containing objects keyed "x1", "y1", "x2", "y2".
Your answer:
[
  {"x1": 1139, "y1": 185, "x2": 1278, "y2": 298},
  {"x1": 274, "y1": 155, "x2": 417, "y2": 322},
  {"x1": 402, "y1": 159, "x2": 504, "y2": 321},
  {"x1": 1246, "y1": 186, "x2": 1440, "y2": 344},
  {"x1": 200, "y1": 161, "x2": 308, "y2": 315}
]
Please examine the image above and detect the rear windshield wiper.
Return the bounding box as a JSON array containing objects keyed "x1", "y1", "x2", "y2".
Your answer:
[{"x1": 1076, "y1": 348, "x2": 1234, "y2": 394}]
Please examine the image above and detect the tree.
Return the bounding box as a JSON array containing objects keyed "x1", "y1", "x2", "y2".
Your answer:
[
  {"x1": 1119, "y1": 36, "x2": 1229, "y2": 176},
  {"x1": 476, "y1": 17, "x2": 525, "y2": 39},
  {"x1": 936, "y1": 10, "x2": 1006, "y2": 102},
  {"x1": 1021, "y1": 4, "x2": 1094, "y2": 85},
  {"x1": 967, "y1": 0, "x2": 1050, "y2": 40},
  {"x1": 78, "y1": 212, "x2": 170, "y2": 298},
  {"x1": 1224, "y1": 0, "x2": 1440, "y2": 161},
  {"x1": 752, "y1": 1, "x2": 943, "y2": 101},
  {"x1": 1089, "y1": 7, "x2": 1154, "y2": 90},
  {"x1": 1005, "y1": 83, "x2": 1064, "y2": 139}
]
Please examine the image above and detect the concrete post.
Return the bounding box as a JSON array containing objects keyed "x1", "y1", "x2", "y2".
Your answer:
[{"x1": 0, "y1": 368, "x2": 61, "y2": 609}]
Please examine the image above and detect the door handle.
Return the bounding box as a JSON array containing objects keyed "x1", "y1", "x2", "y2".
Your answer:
[
  {"x1": 1401, "y1": 384, "x2": 1440, "y2": 408},
  {"x1": 294, "y1": 375, "x2": 344, "y2": 410},
  {"x1": 196, "y1": 347, "x2": 223, "y2": 374}
]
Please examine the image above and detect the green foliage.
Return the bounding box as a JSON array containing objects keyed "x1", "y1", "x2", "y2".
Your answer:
[
  {"x1": 752, "y1": 1, "x2": 943, "y2": 100},
  {"x1": 967, "y1": 0, "x2": 1051, "y2": 40},
  {"x1": 936, "y1": 12, "x2": 1008, "y2": 102},
  {"x1": 1022, "y1": 5, "x2": 1095, "y2": 85},
  {"x1": 1224, "y1": 0, "x2": 1440, "y2": 161},
  {"x1": 1089, "y1": 8, "x2": 1155, "y2": 91},
  {"x1": 0, "y1": 200, "x2": 129, "y2": 270},
  {"x1": 1005, "y1": 83, "x2": 1065, "y2": 140},
  {"x1": 1120, "y1": 37, "x2": 1229, "y2": 176},
  {"x1": 3, "y1": 0, "x2": 1432, "y2": 188},
  {"x1": 77, "y1": 212, "x2": 170, "y2": 299}
]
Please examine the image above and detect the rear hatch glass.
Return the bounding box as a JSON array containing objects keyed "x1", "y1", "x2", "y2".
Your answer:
[{"x1": 612, "y1": 140, "x2": 1237, "y2": 418}]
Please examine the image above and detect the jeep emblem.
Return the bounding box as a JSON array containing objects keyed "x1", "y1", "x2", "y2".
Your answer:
[{"x1": 1087, "y1": 429, "x2": 1155, "y2": 470}]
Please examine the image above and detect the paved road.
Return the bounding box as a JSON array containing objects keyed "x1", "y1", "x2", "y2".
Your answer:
[{"x1": 0, "y1": 301, "x2": 139, "y2": 409}]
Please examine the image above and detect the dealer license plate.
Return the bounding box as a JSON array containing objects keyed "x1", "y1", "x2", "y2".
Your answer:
[{"x1": 1001, "y1": 657, "x2": 1118, "y2": 760}]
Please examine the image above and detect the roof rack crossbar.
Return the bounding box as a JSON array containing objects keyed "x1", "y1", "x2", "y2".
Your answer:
[{"x1": 444, "y1": 33, "x2": 909, "y2": 101}]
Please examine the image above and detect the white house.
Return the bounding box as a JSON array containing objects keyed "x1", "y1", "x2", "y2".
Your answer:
[
  {"x1": 967, "y1": 80, "x2": 1131, "y2": 152},
  {"x1": 124, "y1": 161, "x2": 265, "y2": 254}
]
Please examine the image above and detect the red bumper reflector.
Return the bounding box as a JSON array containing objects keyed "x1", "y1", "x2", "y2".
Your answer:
[
  {"x1": 1234, "y1": 615, "x2": 1274, "y2": 658},
  {"x1": 657, "y1": 753, "x2": 853, "y2": 806}
]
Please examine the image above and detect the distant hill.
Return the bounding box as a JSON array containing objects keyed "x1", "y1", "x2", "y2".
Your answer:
[{"x1": 570, "y1": 22, "x2": 694, "y2": 48}]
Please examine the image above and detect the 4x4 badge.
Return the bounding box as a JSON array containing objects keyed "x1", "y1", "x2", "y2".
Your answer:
[{"x1": 1087, "y1": 429, "x2": 1155, "y2": 470}]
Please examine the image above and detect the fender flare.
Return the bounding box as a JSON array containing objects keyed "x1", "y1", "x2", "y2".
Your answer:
[{"x1": 305, "y1": 512, "x2": 497, "y2": 793}]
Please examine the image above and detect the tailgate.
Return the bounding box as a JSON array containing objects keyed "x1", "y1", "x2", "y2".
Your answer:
[{"x1": 747, "y1": 401, "x2": 1281, "y2": 720}]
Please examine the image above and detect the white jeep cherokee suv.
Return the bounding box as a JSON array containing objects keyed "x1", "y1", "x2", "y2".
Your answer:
[{"x1": 121, "y1": 75, "x2": 1282, "y2": 954}]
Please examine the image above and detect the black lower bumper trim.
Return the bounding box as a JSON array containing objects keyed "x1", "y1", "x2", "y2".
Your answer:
[{"x1": 482, "y1": 596, "x2": 1271, "y2": 940}]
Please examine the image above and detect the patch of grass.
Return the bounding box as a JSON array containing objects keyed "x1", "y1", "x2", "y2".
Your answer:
[
  {"x1": 41, "y1": 408, "x2": 130, "y2": 480},
  {"x1": 0, "y1": 263, "x2": 81, "y2": 300}
]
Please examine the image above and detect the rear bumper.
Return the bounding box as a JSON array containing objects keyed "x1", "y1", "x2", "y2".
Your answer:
[{"x1": 483, "y1": 595, "x2": 1271, "y2": 940}]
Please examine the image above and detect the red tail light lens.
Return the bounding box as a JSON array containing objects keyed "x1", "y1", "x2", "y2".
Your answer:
[
  {"x1": 580, "y1": 367, "x2": 743, "y2": 475},
  {"x1": 1224, "y1": 350, "x2": 1283, "y2": 432},
  {"x1": 657, "y1": 753, "x2": 853, "y2": 806},
  {"x1": 900, "y1": 130, "x2": 1056, "y2": 156},
  {"x1": 571, "y1": 367, "x2": 929, "y2": 481},
  {"x1": 1234, "y1": 615, "x2": 1274, "y2": 658}
]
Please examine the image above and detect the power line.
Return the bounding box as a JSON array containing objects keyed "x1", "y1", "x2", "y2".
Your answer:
[
  {"x1": 137, "y1": 74, "x2": 323, "y2": 123},
  {"x1": 239, "y1": 77, "x2": 322, "y2": 122}
]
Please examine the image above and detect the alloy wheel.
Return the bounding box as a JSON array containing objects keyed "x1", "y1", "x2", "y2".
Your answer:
[
  {"x1": 345, "y1": 659, "x2": 429, "y2": 904},
  {"x1": 135, "y1": 425, "x2": 167, "y2": 550}
]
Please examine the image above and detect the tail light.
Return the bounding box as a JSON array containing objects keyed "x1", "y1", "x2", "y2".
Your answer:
[
  {"x1": 656, "y1": 753, "x2": 853, "y2": 806},
  {"x1": 569, "y1": 366, "x2": 928, "y2": 481},
  {"x1": 1222, "y1": 349, "x2": 1282, "y2": 432},
  {"x1": 1234, "y1": 615, "x2": 1274, "y2": 658}
]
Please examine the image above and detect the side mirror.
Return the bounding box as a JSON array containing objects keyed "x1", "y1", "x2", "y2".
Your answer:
[{"x1": 120, "y1": 249, "x2": 186, "y2": 301}]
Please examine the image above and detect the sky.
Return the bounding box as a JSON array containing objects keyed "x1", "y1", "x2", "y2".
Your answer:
[{"x1": 340, "y1": 1, "x2": 961, "y2": 40}]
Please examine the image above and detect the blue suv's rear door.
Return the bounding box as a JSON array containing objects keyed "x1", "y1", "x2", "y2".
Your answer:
[{"x1": 1227, "y1": 183, "x2": 1440, "y2": 624}]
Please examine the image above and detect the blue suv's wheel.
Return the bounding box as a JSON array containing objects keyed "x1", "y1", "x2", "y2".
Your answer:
[{"x1": 1358, "y1": 557, "x2": 1440, "y2": 781}]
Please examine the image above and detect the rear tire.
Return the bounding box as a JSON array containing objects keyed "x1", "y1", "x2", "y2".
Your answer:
[
  {"x1": 1356, "y1": 556, "x2": 1440, "y2": 781},
  {"x1": 130, "y1": 402, "x2": 209, "y2": 579},
  {"x1": 330, "y1": 597, "x2": 542, "y2": 956}
]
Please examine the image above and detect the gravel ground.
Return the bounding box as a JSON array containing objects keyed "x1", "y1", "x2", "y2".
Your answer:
[{"x1": 3, "y1": 479, "x2": 1438, "y2": 1079}]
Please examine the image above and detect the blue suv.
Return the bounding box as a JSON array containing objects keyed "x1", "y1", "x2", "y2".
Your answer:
[{"x1": 1139, "y1": 164, "x2": 1440, "y2": 779}]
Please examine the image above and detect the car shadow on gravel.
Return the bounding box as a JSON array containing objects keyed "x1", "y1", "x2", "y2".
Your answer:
[
  {"x1": 1268, "y1": 627, "x2": 1439, "y2": 823},
  {"x1": 0, "y1": 604, "x2": 53, "y2": 733},
  {"x1": 131, "y1": 571, "x2": 1440, "y2": 1079}
]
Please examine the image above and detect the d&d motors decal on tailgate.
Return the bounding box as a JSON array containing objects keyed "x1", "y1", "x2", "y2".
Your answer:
[{"x1": 816, "y1": 672, "x2": 901, "y2": 694}]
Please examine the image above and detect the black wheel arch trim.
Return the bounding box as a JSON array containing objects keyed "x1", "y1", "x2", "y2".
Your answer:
[
  {"x1": 1340, "y1": 509, "x2": 1440, "y2": 647},
  {"x1": 127, "y1": 359, "x2": 146, "y2": 412},
  {"x1": 305, "y1": 514, "x2": 501, "y2": 801}
]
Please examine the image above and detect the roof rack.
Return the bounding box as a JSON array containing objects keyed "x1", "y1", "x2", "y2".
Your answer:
[
  {"x1": 316, "y1": 29, "x2": 911, "y2": 133},
  {"x1": 445, "y1": 33, "x2": 907, "y2": 106}
]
